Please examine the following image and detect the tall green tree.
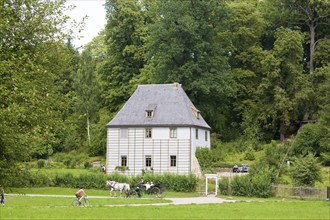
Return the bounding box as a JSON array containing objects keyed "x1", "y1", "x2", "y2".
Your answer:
[
  {"x1": 100, "y1": 0, "x2": 148, "y2": 112},
  {"x1": 262, "y1": 0, "x2": 330, "y2": 72},
  {"x1": 0, "y1": 0, "x2": 75, "y2": 185},
  {"x1": 74, "y1": 47, "x2": 100, "y2": 146},
  {"x1": 238, "y1": 28, "x2": 308, "y2": 141},
  {"x1": 141, "y1": 0, "x2": 236, "y2": 132},
  {"x1": 221, "y1": 0, "x2": 267, "y2": 140}
]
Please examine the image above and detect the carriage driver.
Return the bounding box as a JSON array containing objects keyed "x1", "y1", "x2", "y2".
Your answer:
[
  {"x1": 75, "y1": 187, "x2": 86, "y2": 204},
  {"x1": 139, "y1": 177, "x2": 144, "y2": 184}
]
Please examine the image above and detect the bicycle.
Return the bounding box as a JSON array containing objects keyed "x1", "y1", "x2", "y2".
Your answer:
[{"x1": 72, "y1": 195, "x2": 90, "y2": 207}]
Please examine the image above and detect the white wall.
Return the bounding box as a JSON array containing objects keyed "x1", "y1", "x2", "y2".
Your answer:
[
  {"x1": 106, "y1": 127, "x2": 194, "y2": 176},
  {"x1": 152, "y1": 127, "x2": 191, "y2": 139}
]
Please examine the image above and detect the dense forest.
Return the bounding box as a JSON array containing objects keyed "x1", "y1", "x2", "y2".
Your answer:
[{"x1": 1, "y1": 0, "x2": 329, "y2": 186}]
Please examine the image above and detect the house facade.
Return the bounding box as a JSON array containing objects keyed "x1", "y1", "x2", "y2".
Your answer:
[{"x1": 106, "y1": 83, "x2": 211, "y2": 176}]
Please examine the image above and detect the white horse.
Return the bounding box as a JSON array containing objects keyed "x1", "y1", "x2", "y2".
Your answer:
[{"x1": 106, "y1": 180, "x2": 130, "y2": 197}]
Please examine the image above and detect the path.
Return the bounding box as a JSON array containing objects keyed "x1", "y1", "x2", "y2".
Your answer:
[{"x1": 6, "y1": 194, "x2": 236, "y2": 206}]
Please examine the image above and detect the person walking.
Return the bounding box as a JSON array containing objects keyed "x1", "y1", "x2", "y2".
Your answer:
[{"x1": 0, "y1": 187, "x2": 5, "y2": 206}]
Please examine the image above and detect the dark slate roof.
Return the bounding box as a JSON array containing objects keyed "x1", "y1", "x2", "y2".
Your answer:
[{"x1": 106, "y1": 83, "x2": 211, "y2": 129}]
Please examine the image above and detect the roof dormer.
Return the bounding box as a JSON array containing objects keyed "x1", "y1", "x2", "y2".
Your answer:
[
  {"x1": 145, "y1": 104, "x2": 157, "y2": 118},
  {"x1": 191, "y1": 107, "x2": 200, "y2": 119}
]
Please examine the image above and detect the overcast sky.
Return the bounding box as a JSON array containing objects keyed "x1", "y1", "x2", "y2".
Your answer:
[{"x1": 65, "y1": 0, "x2": 106, "y2": 48}]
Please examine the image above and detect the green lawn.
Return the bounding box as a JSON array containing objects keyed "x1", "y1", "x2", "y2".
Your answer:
[
  {"x1": 1, "y1": 187, "x2": 329, "y2": 220},
  {"x1": 0, "y1": 195, "x2": 328, "y2": 220}
]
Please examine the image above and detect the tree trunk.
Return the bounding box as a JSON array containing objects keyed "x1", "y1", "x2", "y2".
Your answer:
[
  {"x1": 309, "y1": 22, "x2": 316, "y2": 73},
  {"x1": 280, "y1": 122, "x2": 285, "y2": 144},
  {"x1": 87, "y1": 112, "x2": 91, "y2": 145}
]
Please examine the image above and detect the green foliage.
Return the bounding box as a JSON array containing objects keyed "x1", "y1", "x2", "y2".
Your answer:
[
  {"x1": 51, "y1": 151, "x2": 89, "y2": 169},
  {"x1": 289, "y1": 154, "x2": 322, "y2": 186},
  {"x1": 244, "y1": 145, "x2": 256, "y2": 161},
  {"x1": 9, "y1": 169, "x2": 197, "y2": 192},
  {"x1": 84, "y1": 162, "x2": 92, "y2": 169},
  {"x1": 1, "y1": 0, "x2": 330, "y2": 189},
  {"x1": 218, "y1": 177, "x2": 230, "y2": 195},
  {"x1": 37, "y1": 160, "x2": 46, "y2": 169},
  {"x1": 0, "y1": 0, "x2": 79, "y2": 186},
  {"x1": 88, "y1": 108, "x2": 112, "y2": 156},
  {"x1": 230, "y1": 167, "x2": 275, "y2": 198},
  {"x1": 259, "y1": 140, "x2": 284, "y2": 170},
  {"x1": 142, "y1": 0, "x2": 236, "y2": 134},
  {"x1": 160, "y1": 173, "x2": 198, "y2": 192},
  {"x1": 292, "y1": 123, "x2": 324, "y2": 156},
  {"x1": 195, "y1": 147, "x2": 214, "y2": 170},
  {"x1": 100, "y1": 0, "x2": 148, "y2": 112}
]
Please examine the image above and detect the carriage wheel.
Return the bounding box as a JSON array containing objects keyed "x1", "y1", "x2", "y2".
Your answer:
[
  {"x1": 127, "y1": 189, "x2": 140, "y2": 198},
  {"x1": 150, "y1": 187, "x2": 162, "y2": 198}
]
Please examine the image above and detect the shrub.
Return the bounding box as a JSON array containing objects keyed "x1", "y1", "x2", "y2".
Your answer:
[
  {"x1": 10, "y1": 169, "x2": 198, "y2": 192},
  {"x1": 230, "y1": 167, "x2": 274, "y2": 198},
  {"x1": 37, "y1": 159, "x2": 46, "y2": 169},
  {"x1": 289, "y1": 153, "x2": 322, "y2": 186},
  {"x1": 218, "y1": 177, "x2": 230, "y2": 195},
  {"x1": 53, "y1": 173, "x2": 75, "y2": 188},
  {"x1": 244, "y1": 145, "x2": 256, "y2": 161},
  {"x1": 161, "y1": 173, "x2": 197, "y2": 192},
  {"x1": 84, "y1": 162, "x2": 92, "y2": 169},
  {"x1": 195, "y1": 147, "x2": 214, "y2": 170}
]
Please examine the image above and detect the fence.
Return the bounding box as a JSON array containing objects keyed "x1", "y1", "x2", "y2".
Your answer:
[{"x1": 272, "y1": 184, "x2": 327, "y2": 200}]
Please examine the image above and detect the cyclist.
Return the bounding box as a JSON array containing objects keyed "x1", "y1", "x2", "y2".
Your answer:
[{"x1": 75, "y1": 187, "x2": 86, "y2": 205}]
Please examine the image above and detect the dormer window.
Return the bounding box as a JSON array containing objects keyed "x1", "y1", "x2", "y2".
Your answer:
[
  {"x1": 145, "y1": 104, "x2": 157, "y2": 118},
  {"x1": 146, "y1": 110, "x2": 153, "y2": 118},
  {"x1": 191, "y1": 107, "x2": 200, "y2": 119}
]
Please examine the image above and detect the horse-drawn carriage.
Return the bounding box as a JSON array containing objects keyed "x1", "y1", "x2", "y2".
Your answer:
[{"x1": 126, "y1": 182, "x2": 165, "y2": 198}]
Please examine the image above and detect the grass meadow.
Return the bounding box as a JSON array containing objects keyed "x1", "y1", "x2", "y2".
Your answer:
[{"x1": 0, "y1": 187, "x2": 329, "y2": 220}]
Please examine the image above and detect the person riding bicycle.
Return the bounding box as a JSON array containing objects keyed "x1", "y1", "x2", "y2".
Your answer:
[{"x1": 75, "y1": 187, "x2": 86, "y2": 205}]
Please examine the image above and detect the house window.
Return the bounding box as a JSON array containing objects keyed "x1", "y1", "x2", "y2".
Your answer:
[
  {"x1": 145, "y1": 104, "x2": 157, "y2": 118},
  {"x1": 121, "y1": 155, "x2": 127, "y2": 167},
  {"x1": 145, "y1": 155, "x2": 152, "y2": 167},
  {"x1": 196, "y1": 128, "x2": 199, "y2": 139},
  {"x1": 205, "y1": 131, "x2": 208, "y2": 141},
  {"x1": 191, "y1": 107, "x2": 200, "y2": 119},
  {"x1": 145, "y1": 128, "x2": 152, "y2": 138},
  {"x1": 170, "y1": 128, "x2": 177, "y2": 138},
  {"x1": 146, "y1": 110, "x2": 153, "y2": 118},
  {"x1": 120, "y1": 128, "x2": 128, "y2": 139},
  {"x1": 170, "y1": 155, "x2": 177, "y2": 167}
]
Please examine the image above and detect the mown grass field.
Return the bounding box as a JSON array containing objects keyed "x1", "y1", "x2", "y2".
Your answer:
[
  {"x1": 0, "y1": 195, "x2": 329, "y2": 220},
  {"x1": 0, "y1": 187, "x2": 329, "y2": 220}
]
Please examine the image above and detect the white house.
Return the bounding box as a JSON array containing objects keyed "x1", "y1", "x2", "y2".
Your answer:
[{"x1": 106, "y1": 83, "x2": 211, "y2": 176}]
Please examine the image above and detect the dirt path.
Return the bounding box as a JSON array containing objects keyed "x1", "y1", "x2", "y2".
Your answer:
[{"x1": 6, "y1": 194, "x2": 236, "y2": 205}]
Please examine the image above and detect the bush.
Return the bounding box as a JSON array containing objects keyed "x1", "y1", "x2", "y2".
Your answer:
[
  {"x1": 218, "y1": 177, "x2": 230, "y2": 195},
  {"x1": 37, "y1": 159, "x2": 46, "y2": 169},
  {"x1": 7, "y1": 168, "x2": 198, "y2": 192},
  {"x1": 230, "y1": 167, "x2": 274, "y2": 198},
  {"x1": 195, "y1": 147, "x2": 214, "y2": 170},
  {"x1": 244, "y1": 145, "x2": 256, "y2": 161},
  {"x1": 161, "y1": 173, "x2": 197, "y2": 192},
  {"x1": 84, "y1": 162, "x2": 92, "y2": 169},
  {"x1": 289, "y1": 153, "x2": 322, "y2": 186},
  {"x1": 51, "y1": 151, "x2": 89, "y2": 169}
]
